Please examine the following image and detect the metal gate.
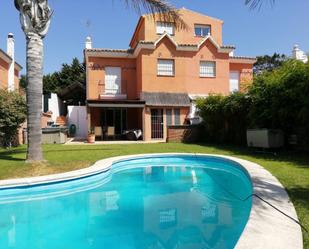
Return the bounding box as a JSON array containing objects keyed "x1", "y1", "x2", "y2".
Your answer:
[{"x1": 151, "y1": 109, "x2": 164, "y2": 139}]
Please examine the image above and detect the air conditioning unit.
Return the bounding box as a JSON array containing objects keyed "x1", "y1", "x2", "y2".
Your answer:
[{"x1": 247, "y1": 129, "x2": 284, "y2": 148}]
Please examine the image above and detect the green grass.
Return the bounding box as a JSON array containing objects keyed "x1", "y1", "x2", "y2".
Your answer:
[{"x1": 0, "y1": 143, "x2": 308, "y2": 248}]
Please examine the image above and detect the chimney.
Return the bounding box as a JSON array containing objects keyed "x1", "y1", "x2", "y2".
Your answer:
[
  {"x1": 85, "y1": 36, "x2": 92, "y2": 49},
  {"x1": 7, "y1": 33, "x2": 15, "y2": 91}
]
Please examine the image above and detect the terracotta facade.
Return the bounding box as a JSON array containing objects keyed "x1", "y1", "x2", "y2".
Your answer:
[
  {"x1": 85, "y1": 8, "x2": 255, "y2": 141},
  {"x1": 0, "y1": 50, "x2": 21, "y2": 91}
]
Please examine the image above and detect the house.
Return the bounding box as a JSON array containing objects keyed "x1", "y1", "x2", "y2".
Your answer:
[
  {"x1": 84, "y1": 8, "x2": 255, "y2": 141},
  {"x1": 0, "y1": 33, "x2": 22, "y2": 91},
  {"x1": 292, "y1": 44, "x2": 308, "y2": 63}
]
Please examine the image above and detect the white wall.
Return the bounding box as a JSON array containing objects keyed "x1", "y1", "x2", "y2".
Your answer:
[
  {"x1": 42, "y1": 93, "x2": 63, "y2": 122},
  {"x1": 67, "y1": 106, "x2": 88, "y2": 138}
]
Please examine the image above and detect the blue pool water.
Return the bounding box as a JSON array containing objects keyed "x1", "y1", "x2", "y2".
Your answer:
[{"x1": 0, "y1": 155, "x2": 252, "y2": 249}]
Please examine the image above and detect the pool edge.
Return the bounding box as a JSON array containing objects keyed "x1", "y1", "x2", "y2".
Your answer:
[{"x1": 0, "y1": 153, "x2": 303, "y2": 249}]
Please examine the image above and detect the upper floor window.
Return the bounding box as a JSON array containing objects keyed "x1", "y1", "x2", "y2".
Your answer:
[
  {"x1": 200, "y1": 61, "x2": 216, "y2": 77},
  {"x1": 195, "y1": 24, "x2": 211, "y2": 37},
  {"x1": 157, "y1": 59, "x2": 174, "y2": 76},
  {"x1": 156, "y1": 22, "x2": 174, "y2": 35}
]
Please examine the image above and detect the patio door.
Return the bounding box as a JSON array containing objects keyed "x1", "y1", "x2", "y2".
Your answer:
[{"x1": 151, "y1": 109, "x2": 164, "y2": 139}]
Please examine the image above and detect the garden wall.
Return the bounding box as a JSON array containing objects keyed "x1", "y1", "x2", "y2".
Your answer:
[{"x1": 167, "y1": 125, "x2": 201, "y2": 143}]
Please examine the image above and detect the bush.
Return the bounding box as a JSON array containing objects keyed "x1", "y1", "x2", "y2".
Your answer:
[
  {"x1": 0, "y1": 90, "x2": 27, "y2": 147},
  {"x1": 196, "y1": 92, "x2": 250, "y2": 145},
  {"x1": 248, "y1": 59, "x2": 309, "y2": 148},
  {"x1": 196, "y1": 60, "x2": 309, "y2": 148}
]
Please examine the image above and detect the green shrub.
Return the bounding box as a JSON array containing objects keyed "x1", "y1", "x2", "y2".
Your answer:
[
  {"x1": 196, "y1": 60, "x2": 309, "y2": 148},
  {"x1": 0, "y1": 90, "x2": 27, "y2": 147},
  {"x1": 196, "y1": 92, "x2": 250, "y2": 145}
]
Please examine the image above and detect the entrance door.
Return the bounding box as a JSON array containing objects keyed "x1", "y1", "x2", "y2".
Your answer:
[
  {"x1": 151, "y1": 109, "x2": 164, "y2": 139},
  {"x1": 229, "y1": 71, "x2": 240, "y2": 93},
  {"x1": 105, "y1": 67, "x2": 121, "y2": 95}
]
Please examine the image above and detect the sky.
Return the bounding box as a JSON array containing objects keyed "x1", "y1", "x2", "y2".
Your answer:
[{"x1": 0, "y1": 0, "x2": 308, "y2": 74}]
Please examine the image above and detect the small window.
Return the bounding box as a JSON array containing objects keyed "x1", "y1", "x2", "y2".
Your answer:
[
  {"x1": 166, "y1": 109, "x2": 172, "y2": 126},
  {"x1": 200, "y1": 61, "x2": 216, "y2": 77},
  {"x1": 156, "y1": 22, "x2": 174, "y2": 35},
  {"x1": 195, "y1": 24, "x2": 211, "y2": 37},
  {"x1": 174, "y1": 109, "x2": 180, "y2": 125},
  {"x1": 157, "y1": 59, "x2": 174, "y2": 76}
]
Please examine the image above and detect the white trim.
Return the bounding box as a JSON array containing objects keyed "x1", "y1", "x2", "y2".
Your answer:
[
  {"x1": 85, "y1": 34, "x2": 234, "y2": 60},
  {"x1": 88, "y1": 103, "x2": 145, "y2": 108},
  {"x1": 99, "y1": 94, "x2": 127, "y2": 100},
  {"x1": 154, "y1": 32, "x2": 178, "y2": 47}
]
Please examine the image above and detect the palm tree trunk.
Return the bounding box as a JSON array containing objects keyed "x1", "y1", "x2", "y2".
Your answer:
[{"x1": 26, "y1": 33, "x2": 44, "y2": 162}]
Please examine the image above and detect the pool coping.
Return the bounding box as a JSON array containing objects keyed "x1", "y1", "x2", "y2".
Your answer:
[{"x1": 0, "y1": 153, "x2": 303, "y2": 249}]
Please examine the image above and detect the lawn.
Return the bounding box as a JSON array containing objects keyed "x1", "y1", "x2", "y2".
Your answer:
[{"x1": 0, "y1": 143, "x2": 308, "y2": 248}]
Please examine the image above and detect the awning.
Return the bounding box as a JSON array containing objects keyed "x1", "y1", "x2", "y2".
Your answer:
[
  {"x1": 141, "y1": 92, "x2": 191, "y2": 107},
  {"x1": 87, "y1": 99, "x2": 145, "y2": 108}
]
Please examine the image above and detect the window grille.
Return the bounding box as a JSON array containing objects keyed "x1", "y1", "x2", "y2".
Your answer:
[
  {"x1": 157, "y1": 59, "x2": 174, "y2": 76},
  {"x1": 200, "y1": 61, "x2": 216, "y2": 77}
]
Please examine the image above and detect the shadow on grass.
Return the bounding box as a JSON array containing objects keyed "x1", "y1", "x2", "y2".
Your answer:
[
  {"x1": 287, "y1": 187, "x2": 309, "y2": 209},
  {"x1": 195, "y1": 143, "x2": 309, "y2": 169},
  {"x1": 0, "y1": 148, "x2": 26, "y2": 162}
]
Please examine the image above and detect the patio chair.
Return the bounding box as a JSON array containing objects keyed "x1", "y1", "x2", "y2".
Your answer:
[
  {"x1": 107, "y1": 126, "x2": 115, "y2": 140},
  {"x1": 94, "y1": 126, "x2": 103, "y2": 140}
]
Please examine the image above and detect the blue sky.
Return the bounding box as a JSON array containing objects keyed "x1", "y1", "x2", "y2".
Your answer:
[{"x1": 0, "y1": 0, "x2": 308, "y2": 74}]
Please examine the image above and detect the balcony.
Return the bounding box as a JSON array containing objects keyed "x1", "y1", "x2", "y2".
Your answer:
[{"x1": 98, "y1": 80, "x2": 128, "y2": 100}]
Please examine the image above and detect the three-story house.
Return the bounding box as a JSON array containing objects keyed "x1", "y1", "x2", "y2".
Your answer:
[{"x1": 84, "y1": 8, "x2": 255, "y2": 141}]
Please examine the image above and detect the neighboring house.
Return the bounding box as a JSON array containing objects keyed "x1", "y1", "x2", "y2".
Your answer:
[
  {"x1": 84, "y1": 8, "x2": 255, "y2": 141},
  {"x1": 292, "y1": 44, "x2": 308, "y2": 63},
  {"x1": 0, "y1": 33, "x2": 22, "y2": 91}
]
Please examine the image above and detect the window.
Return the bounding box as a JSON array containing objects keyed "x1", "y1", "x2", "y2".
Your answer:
[
  {"x1": 156, "y1": 22, "x2": 174, "y2": 35},
  {"x1": 200, "y1": 61, "x2": 216, "y2": 77},
  {"x1": 157, "y1": 59, "x2": 174, "y2": 76},
  {"x1": 166, "y1": 109, "x2": 172, "y2": 126},
  {"x1": 174, "y1": 109, "x2": 180, "y2": 125},
  {"x1": 229, "y1": 71, "x2": 240, "y2": 92},
  {"x1": 195, "y1": 24, "x2": 211, "y2": 37}
]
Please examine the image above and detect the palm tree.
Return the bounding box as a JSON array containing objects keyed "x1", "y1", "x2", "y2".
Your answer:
[
  {"x1": 245, "y1": 0, "x2": 275, "y2": 9},
  {"x1": 14, "y1": 0, "x2": 183, "y2": 163}
]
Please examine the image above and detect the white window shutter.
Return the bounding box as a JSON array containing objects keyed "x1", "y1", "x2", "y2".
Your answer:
[{"x1": 105, "y1": 67, "x2": 121, "y2": 95}]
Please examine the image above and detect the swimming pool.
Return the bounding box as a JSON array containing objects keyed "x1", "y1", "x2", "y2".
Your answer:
[{"x1": 0, "y1": 155, "x2": 252, "y2": 249}]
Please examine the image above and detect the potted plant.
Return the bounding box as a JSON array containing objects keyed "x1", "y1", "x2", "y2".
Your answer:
[{"x1": 87, "y1": 128, "x2": 95, "y2": 143}]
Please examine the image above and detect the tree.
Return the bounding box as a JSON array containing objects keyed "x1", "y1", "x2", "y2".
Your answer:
[
  {"x1": 245, "y1": 0, "x2": 275, "y2": 9},
  {"x1": 254, "y1": 53, "x2": 287, "y2": 75},
  {"x1": 43, "y1": 58, "x2": 85, "y2": 94},
  {"x1": 14, "y1": 0, "x2": 183, "y2": 163},
  {"x1": 0, "y1": 90, "x2": 27, "y2": 147}
]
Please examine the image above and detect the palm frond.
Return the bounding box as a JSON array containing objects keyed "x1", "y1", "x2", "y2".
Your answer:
[
  {"x1": 123, "y1": 0, "x2": 187, "y2": 29},
  {"x1": 245, "y1": 0, "x2": 275, "y2": 10}
]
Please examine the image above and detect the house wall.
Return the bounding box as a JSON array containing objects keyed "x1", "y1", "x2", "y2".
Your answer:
[
  {"x1": 140, "y1": 37, "x2": 230, "y2": 95},
  {"x1": 0, "y1": 58, "x2": 8, "y2": 89},
  {"x1": 230, "y1": 63, "x2": 254, "y2": 92},
  {"x1": 67, "y1": 106, "x2": 88, "y2": 138},
  {"x1": 131, "y1": 8, "x2": 223, "y2": 47},
  {"x1": 130, "y1": 18, "x2": 146, "y2": 49},
  {"x1": 0, "y1": 59, "x2": 20, "y2": 91},
  {"x1": 144, "y1": 107, "x2": 189, "y2": 141},
  {"x1": 87, "y1": 57, "x2": 137, "y2": 100},
  {"x1": 14, "y1": 68, "x2": 19, "y2": 90},
  {"x1": 86, "y1": 9, "x2": 255, "y2": 141}
]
